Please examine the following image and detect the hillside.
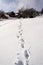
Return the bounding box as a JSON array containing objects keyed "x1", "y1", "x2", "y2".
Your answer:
[{"x1": 0, "y1": 16, "x2": 43, "y2": 65}]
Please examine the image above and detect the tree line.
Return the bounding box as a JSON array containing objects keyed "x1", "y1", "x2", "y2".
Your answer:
[{"x1": 0, "y1": 8, "x2": 43, "y2": 19}]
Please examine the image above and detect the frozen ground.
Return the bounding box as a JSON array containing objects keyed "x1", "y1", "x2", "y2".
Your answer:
[{"x1": 0, "y1": 16, "x2": 43, "y2": 65}]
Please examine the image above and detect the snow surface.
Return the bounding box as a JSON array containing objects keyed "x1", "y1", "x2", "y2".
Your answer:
[{"x1": 0, "y1": 17, "x2": 43, "y2": 65}]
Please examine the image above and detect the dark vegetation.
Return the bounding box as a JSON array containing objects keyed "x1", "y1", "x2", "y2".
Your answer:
[
  {"x1": 0, "y1": 11, "x2": 8, "y2": 19},
  {"x1": 0, "y1": 8, "x2": 43, "y2": 19},
  {"x1": 17, "y1": 8, "x2": 39, "y2": 18},
  {"x1": 6, "y1": 11, "x2": 15, "y2": 17},
  {"x1": 41, "y1": 8, "x2": 43, "y2": 14}
]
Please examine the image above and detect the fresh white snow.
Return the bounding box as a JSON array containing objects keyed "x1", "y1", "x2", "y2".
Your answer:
[{"x1": 0, "y1": 17, "x2": 43, "y2": 65}]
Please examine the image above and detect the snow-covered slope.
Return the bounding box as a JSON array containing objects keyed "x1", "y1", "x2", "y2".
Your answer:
[{"x1": 0, "y1": 17, "x2": 43, "y2": 65}]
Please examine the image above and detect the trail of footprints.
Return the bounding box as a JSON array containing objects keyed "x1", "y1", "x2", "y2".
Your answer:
[{"x1": 15, "y1": 21, "x2": 31, "y2": 65}]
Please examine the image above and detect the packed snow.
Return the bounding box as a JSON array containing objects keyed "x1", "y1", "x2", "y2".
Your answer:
[{"x1": 0, "y1": 16, "x2": 43, "y2": 65}]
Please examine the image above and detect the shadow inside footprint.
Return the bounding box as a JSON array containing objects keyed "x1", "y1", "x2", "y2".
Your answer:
[{"x1": 15, "y1": 60, "x2": 24, "y2": 65}]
